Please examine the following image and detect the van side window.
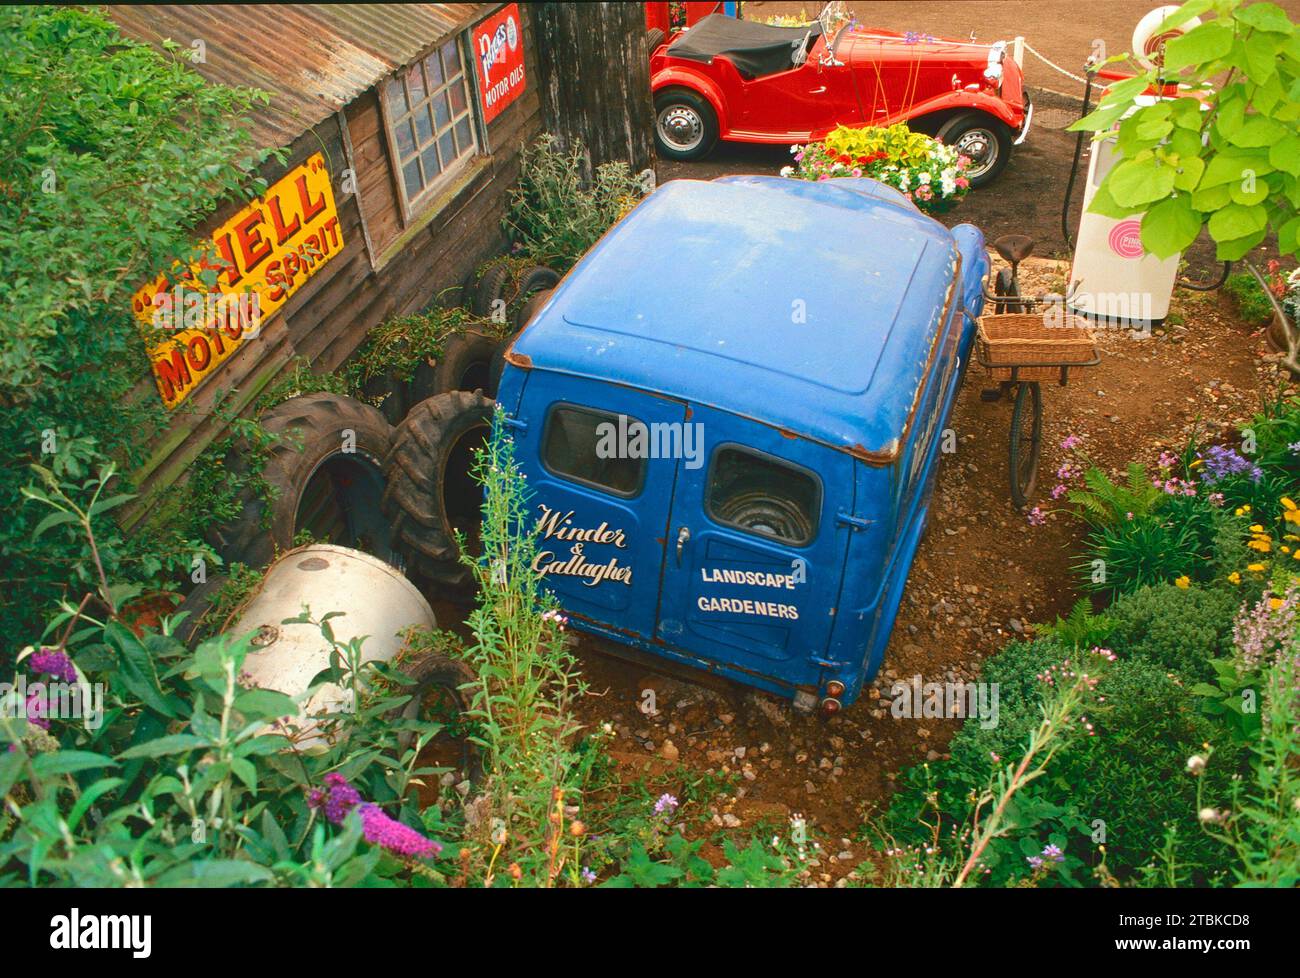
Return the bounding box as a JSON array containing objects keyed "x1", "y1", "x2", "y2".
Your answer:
[
  {"x1": 706, "y1": 447, "x2": 819, "y2": 546},
  {"x1": 542, "y1": 405, "x2": 645, "y2": 497}
]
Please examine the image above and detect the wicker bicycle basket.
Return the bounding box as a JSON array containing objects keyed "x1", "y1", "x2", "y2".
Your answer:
[{"x1": 976, "y1": 313, "x2": 1100, "y2": 382}]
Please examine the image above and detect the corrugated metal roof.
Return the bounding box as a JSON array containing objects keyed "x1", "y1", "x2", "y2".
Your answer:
[{"x1": 106, "y1": 4, "x2": 491, "y2": 147}]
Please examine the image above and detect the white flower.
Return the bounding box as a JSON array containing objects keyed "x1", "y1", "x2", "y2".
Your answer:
[
  {"x1": 1198, "y1": 807, "x2": 1221, "y2": 824},
  {"x1": 1186, "y1": 754, "x2": 1206, "y2": 775},
  {"x1": 780, "y1": 166, "x2": 794, "y2": 177},
  {"x1": 918, "y1": 171, "x2": 932, "y2": 184}
]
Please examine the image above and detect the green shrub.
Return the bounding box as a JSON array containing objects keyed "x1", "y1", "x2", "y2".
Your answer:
[
  {"x1": 1106, "y1": 584, "x2": 1244, "y2": 682},
  {"x1": 1224, "y1": 272, "x2": 1276, "y2": 327},
  {"x1": 503, "y1": 133, "x2": 645, "y2": 272},
  {"x1": 0, "y1": 6, "x2": 277, "y2": 653},
  {"x1": 880, "y1": 639, "x2": 1245, "y2": 885}
]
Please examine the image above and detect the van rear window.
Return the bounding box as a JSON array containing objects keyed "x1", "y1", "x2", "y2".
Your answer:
[
  {"x1": 706, "y1": 447, "x2": 819, "y2": 546},
  {"x1": 542, "y1": 405, "x2": 645, "y2": 496}
]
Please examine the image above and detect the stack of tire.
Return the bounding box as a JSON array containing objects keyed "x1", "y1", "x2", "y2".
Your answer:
[{"x1": 199, "y1": 260, "x2": 559, "y2": 595}]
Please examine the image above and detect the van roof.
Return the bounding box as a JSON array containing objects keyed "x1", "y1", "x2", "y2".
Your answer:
[{"x1": 511, "y1": 176, "x2": 960, "y2": 461}]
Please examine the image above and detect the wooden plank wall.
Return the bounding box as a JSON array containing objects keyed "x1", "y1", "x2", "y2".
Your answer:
[
  {"x1": 534, "y1": 2, "x2": 657, "y2": 177},
  {"x1": 121, "y1": 5, "x2": 546, "y2": 532}
]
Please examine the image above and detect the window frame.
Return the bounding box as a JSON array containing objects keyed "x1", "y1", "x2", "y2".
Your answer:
[
  {"x1": 540, "y1": 402, "x2": 649, "y2": 500},
  {"x1": 378, "y1": 31, "x2": 483, "y2": 224},
  {"x1": 704, "y1": 443, "x2": 824, "y2": 548}
]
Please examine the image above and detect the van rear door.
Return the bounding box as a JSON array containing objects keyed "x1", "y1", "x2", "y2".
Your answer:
[
  {"x1": 511, "y1": 371, "x2": 683, "y2": 641},
  {"x1": 655, "y1": 403, "x2": 855, "y2": 690}
]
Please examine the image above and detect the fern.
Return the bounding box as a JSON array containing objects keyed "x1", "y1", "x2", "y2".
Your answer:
[
  {"x1": 1037, "y1": 598, "x2": 1114, "y2": 650},
  {"x1": 1067, "y1": 463, "x2": 1163, "y2": 528}
]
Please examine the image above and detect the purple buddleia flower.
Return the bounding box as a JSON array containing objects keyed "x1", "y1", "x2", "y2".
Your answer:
[
  {"x1": 29, "y1": 648, "x2": 76, "y2": 683},
  {"x1": 581, "y1": 866, "x2": 597, "y2": 884},
  {"x1": 1042, "y1": 844, "x2": 1065, "y2": 863},
  {"x1": 308, "y1": 773, "x2": 442, "y2": 859},
  {"x1": 358, "y1": 803, "x2": 442, "y2": 858}
]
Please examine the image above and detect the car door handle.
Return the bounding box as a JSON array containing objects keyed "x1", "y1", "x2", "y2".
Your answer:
[
  {"x1": 676, "y1": 526, "x2": 690, "y2": 565},
  {"x1": 809, "y1": 85, "x2": 827, "y2": 94}
]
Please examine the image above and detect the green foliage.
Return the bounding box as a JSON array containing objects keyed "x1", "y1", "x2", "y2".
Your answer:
[
  {"x1": 1067, "y1": 462, "x2": 1164, "y2": 527},
  {"x1": 1224, "y1": 271, "x2": 1279, "y2": 324},
  {"x1": 1106, "y1": 583, "x2": 1244, "y2": 679},
  {"x1": 0, "y1": 5, "x2": 279, "y2": 656},
  {"x1": 1069, "y1": 0, "x2": 1300, "y2": 263},
  {"x1": 1036, "y1": 598, "x2": 1115, "y2": 650},
  {"x1": 880, "y1": 640, "x2": 1244, "y2": 885},
  {"x1": 1196, "y1": 659, "x2": 1300, "y2": 885},
  {"x1": 0, "y1": 470, "x2": 451, "y2": 886},
  {"x1": 503, "y1": 133, "x2": 645, "y2": 272},
  {"x1": 344, "y1": 305, "x2": 499, "y2": 389}
]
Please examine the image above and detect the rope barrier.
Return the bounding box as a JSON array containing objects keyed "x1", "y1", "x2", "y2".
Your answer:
[{"x1": 1021, "y1": 41, "x2": 1091, "y2": 85}]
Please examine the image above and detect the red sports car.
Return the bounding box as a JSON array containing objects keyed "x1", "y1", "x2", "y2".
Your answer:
[{"x1": 650, "y1": 7, "x2": 1031, "y2": 186}]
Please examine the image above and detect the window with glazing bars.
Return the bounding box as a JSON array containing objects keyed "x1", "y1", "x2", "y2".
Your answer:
[{"x1": 383, "y1": 37, "x2": 478, "y2": 210}]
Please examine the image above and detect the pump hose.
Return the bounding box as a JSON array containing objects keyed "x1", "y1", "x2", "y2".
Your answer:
[
  {"x1": 1062, "y1": 65, "x2": 1230, "y2": 292},
  {"x1": 1061, "y1": 67, "x2": 1096, "y2": 251}
]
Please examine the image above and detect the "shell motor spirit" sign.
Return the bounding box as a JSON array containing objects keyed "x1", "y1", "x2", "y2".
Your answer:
[
  {"x1": 473, "y1": 3, "x2": 526, "y2": 123},
  {"x1": 132, "y1": 153, "x2": 342, "y2": 409}
]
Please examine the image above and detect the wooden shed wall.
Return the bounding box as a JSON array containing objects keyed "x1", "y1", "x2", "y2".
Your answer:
[{"x1": 121, "y1": 5, "x2": 544, "y2": 531}]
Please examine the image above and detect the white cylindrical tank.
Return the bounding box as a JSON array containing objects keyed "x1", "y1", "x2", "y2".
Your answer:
[{"x1": 227, "y1": 544, "x2": 436, "y2": 748}]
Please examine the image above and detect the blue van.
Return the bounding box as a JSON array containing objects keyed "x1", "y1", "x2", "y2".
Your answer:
[{"x1": 393, "y1": 175, "x2": 988, "y2": 711}]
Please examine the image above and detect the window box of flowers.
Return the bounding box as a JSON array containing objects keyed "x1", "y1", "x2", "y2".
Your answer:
[{"x1": 782, "y1": 123, "x2": 973, "y2": 215}]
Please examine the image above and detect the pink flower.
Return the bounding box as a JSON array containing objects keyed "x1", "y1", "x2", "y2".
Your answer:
[
  {"x1": 1060, "y1": 434, "x2": 1082, "y2": 451},
  {"x1": 1027, "y1": 507, "x2": 1047, "y2": 526}
]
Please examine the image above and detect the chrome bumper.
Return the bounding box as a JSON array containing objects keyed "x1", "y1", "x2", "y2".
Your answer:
[{"x1": 1014, "y1": 100, "x2": 1033, "y2": 146}]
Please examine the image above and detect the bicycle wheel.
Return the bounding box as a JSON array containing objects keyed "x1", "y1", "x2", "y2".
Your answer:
[{"x1": 1009, "y1": 381, "x2": 1042, "y2": 508}]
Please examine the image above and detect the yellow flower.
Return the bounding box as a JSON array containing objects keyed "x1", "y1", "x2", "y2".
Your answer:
[
  {"x1": 1283, "y1": 497, "x2": 1297, "y2": 511},
  {"x1": 1270, "y1": 597, "x2": 1285, "y2": 611},
  {"x1": 1235, "y1": 505, "x2": 1252, "y2": 515},
  {"x1": 1285, "y1": 509, "x2": 1300, "y2": 526},
  {"x1": 1248, "y1": 563, "x2": 1267, "y2": 572},
  {"x1": 1284, "y1": 546, "x2": 1292, "y2": 554},
  {"x1": 1228, "y1": 572, "x2": 1242, "y2": 585},
  {"x1": 1250, "y1": 524, "x2": 1265, "y2": 533},
  {"x1": 1248, "y1": 538, "x2": 1272, "y2": 552},
  {"x1": 1174, "y1": 575, "x2": 1191, "y2": 589}
]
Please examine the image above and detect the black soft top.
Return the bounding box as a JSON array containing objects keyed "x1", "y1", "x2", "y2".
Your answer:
[{"x1": 667, "y1": 14, "x2": 823, "y2": 79}]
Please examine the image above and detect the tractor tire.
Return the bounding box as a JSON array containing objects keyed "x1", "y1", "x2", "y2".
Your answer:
[
  {"x1": 170, "y1": 573, "x2": 231, "y2": 649},
  {"x1": 488, "y1": 338, "x2": 510, "y2": 399},
  {"x1": 514, "y1": 285, "x2": 554, "y2": 334},
  {"x1": 429, "y1": 328, "x2": 500, "y2": 397},
  {"x1": 646, "y1": 27, "x2": 666, "y2": 56},
  {"x1": 653, "y1": 87, "x2": 718, "y2": 162},
  {"x1": 383, "y1": 391, "x2": 495, "y2": 586},
  {"x1": 472, "y1": 262, "x2": 513, "y2": 319},
  {"x1": 206, "y1": 393, "x2": 396, "y2": 571},
  {"x1": 385, "y1": 650, "x2": 481, "y2": 782},
  {"x1": 511, "y1": 265, "x2": 560, "y2": 328}
]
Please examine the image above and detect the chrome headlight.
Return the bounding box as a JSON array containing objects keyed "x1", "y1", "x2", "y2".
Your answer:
[{"x1": 984, "y1": 40, "x2": 1006, "y2": 84}]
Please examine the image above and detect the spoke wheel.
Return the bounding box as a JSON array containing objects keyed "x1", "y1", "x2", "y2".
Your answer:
[{"x1": 1008, "y1": 381, "x2": 1042, "y2": 509}]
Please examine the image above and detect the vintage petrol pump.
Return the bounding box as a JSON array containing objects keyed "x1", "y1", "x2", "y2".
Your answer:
[{"x1": 1066, "y1": 6, "x2": 1202, "y2": 328}]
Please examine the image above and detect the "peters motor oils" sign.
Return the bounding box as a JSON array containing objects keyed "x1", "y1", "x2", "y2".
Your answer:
[
  {"x1": 132, "y1": 153, "x2": 342, "y2": 409},
  {"x1": 473, "y1": 3, "x2": 526, "y2": 123}
]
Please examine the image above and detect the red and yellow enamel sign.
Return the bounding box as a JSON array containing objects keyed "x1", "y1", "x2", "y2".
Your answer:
[{"x1": 132, "y1": 153, "x2": 343, "y2": 409}]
